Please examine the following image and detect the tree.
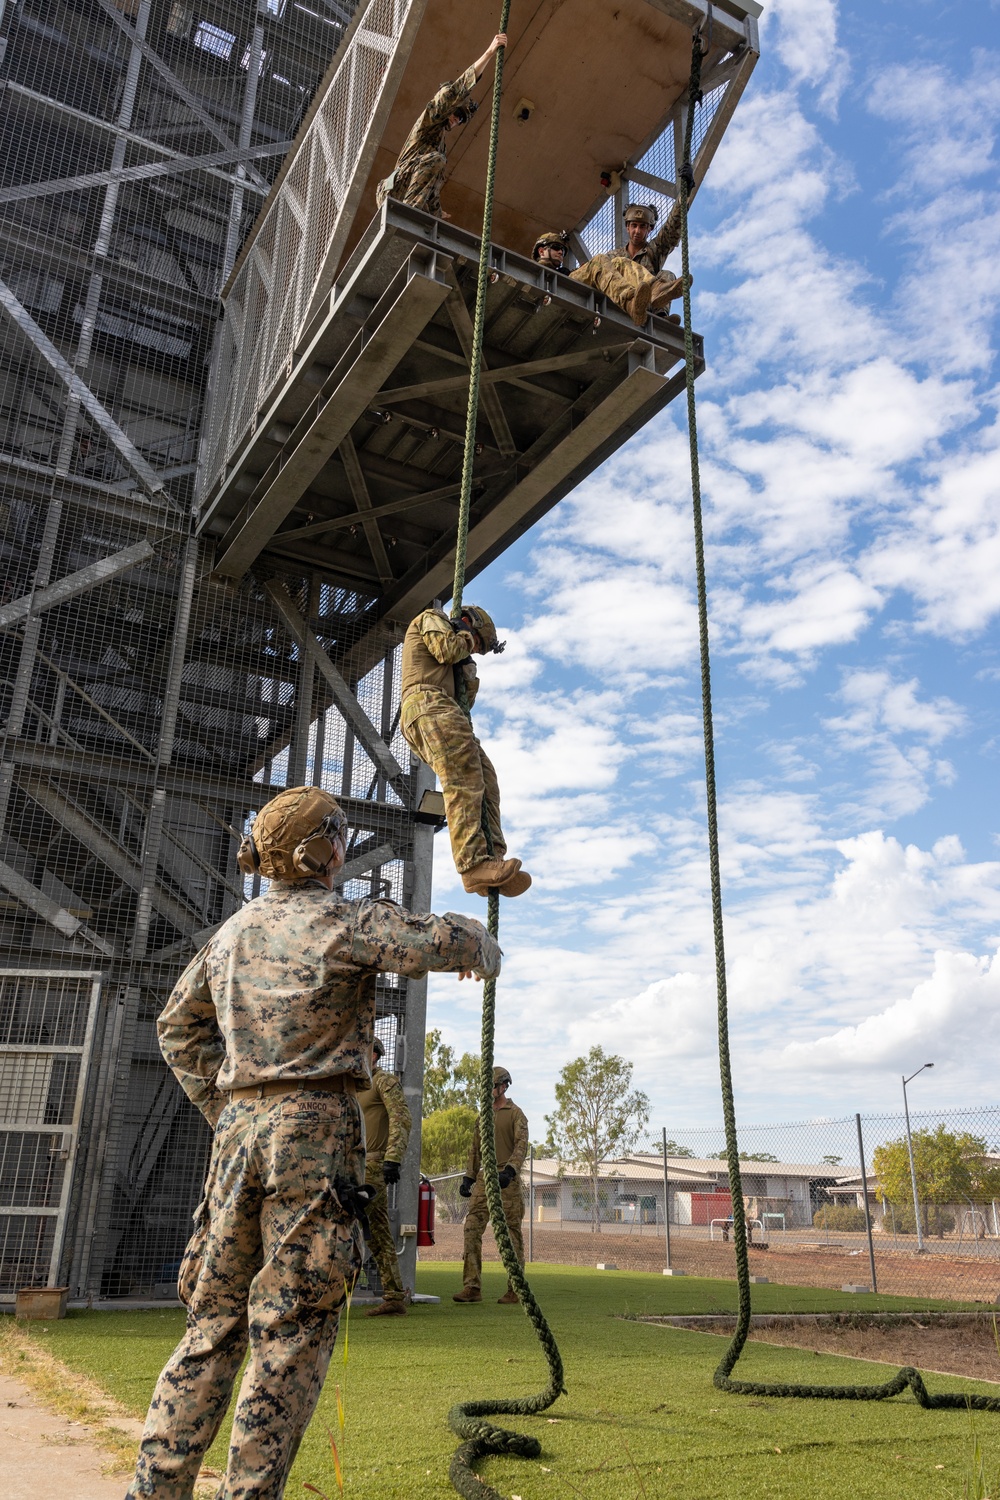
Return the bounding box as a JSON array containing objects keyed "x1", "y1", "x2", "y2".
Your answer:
[
  {"x1": 423, "y1": 1029, "x2": 480, "y2": 1117},
  {"x1": 873, "y1": 1126, "x2": 1000, "y2": 1238},
  {"x1": 421, "y1": 1105, "x2": 477, "y2": 1223},
  {"x1": 822, "y1": 1155, "x2": 843, "y2": 1166},
  {"x1": 660, "y1": 1140, "x2": 695, "y2": 1158},
  {"x1": 544, "y1": 1047, "x2": 650, "y2": 1233},
  {"x1": 709, "y1": 1150, "x2": 779, "y2": 1163}
]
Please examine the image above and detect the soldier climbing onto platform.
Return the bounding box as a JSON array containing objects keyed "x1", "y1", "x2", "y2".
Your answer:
[
  {"x1": 376, "y1": 32, "x2": 508, "y2": 220},
  {"x1": 454, "y1": 1066, "x2": 529, "y2": 1304},
  {"x1": 126, "y1": 785, "x2": 500, "y2": 1500},
  {"x1": 568, "y1": 202, "x2": 689, "y2": 327},
  {"x1": 401, "y1": 603, "x2": 531, "y2": 897},
  {"x1": 358, "y1": 1034, "x2": 412, "y2": 1317}
]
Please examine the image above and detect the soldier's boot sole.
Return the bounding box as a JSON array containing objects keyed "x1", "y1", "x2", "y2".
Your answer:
[
  {"x1": 462, "y1": 857, "x2": 523, "y2": 895},
  {"x1": 650, "y1": 274, "x2": 689, "y2": 314},
  {"x1": 498, "y1": 867, "x2": 532, "y2": 897},
  {"x1": 365, "y1": 1300, "x2": 407, "y2": 1316},
  {"x1": 453, "y1": 1288, "x2": 483, "y2": 1303},
  {"x1": 629, "y1": 278, "x2": 654, "y2": 326}
]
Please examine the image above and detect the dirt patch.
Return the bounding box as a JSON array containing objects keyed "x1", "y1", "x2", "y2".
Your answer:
[
  {"x1": 421, "y1": 1223, "x2": 1000, "y2": 1302},
  {"x1": 644, "y1": 1312, "x2": 1000, "y2": 1384}
]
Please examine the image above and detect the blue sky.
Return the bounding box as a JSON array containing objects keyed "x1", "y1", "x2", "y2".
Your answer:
[{"x1": 422, "y1": 0, "x2": 1000, "y2": 1142}]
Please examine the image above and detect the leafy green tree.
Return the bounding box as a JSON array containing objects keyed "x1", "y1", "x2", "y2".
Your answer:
[
  {"x1": 660, "y1": 1140, "x2": 695, "y2": 1158},
  {"x1": 822, "y1": 1155, "x2": 843, "y2": 1166},
  {"x1": 421, "y1": 1105, "x2": 478, "y2": 1224},
  {"x1": 544, "y1": 1047, "x2": 650, "y2": 1233},
  {"x1": 873, "y1": 1126, "x2": 1000, "y2": 1237},
  {"x1": 423, "y1": 1029, "x2": 481, "y2": 1117},
  {"x1": 709, "y1": 1150, "x2": 779, "y2": 1163}
]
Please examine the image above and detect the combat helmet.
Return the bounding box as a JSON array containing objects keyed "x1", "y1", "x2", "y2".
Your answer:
[
  {"x1": 372, "y1": 1036, "x2": 385, "y2": 1061},
  {"x1": 623, "y1": 202, "x2": 658, "y2": 227},
  {"x1": 460, "y1": 604, "x2": 505, "y2": 655},
  {"x1": 531, "y1": 231, "x2": 567, "y2": 261},
  {"x1": 493, "y1": 1066, "x2": 512, "y2": 1088},
  {"x1": 237, "y1": 785, "x2": 348, "y2": 881}
]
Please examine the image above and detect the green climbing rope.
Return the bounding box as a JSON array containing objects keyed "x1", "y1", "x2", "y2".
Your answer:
[
  {"x1": 679, "y1": 28, "x2": 1000, "y2": 1415},
  {"x1": 444, "y1": 9, "x2": 566, "y2": 1499}
]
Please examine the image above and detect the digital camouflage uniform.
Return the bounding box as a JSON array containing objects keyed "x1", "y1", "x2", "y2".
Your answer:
[
  {"x1": 127, "y1": 880, "x2": 498, "y2": 1500},
  {"x1": 400, "y1": 607, "x2": 505, "y2": 875},
  {"x1": 357, "y1": 1062, "x2": 412, "y2": 1304},
  {"x1": 376, "y1": 67, "x2": 477, "y2": 216},
  {"x1": 461, "y1": 1099, "x2": 529, "y2": 1293},
  {"x1": 569, "y1": 202, "x2": 683, "y2": 314}
]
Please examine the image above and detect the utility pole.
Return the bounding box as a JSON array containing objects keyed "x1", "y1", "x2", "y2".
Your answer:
[{"x1": 902, "y1": 1064, "x2": 934, "y2": 1253}]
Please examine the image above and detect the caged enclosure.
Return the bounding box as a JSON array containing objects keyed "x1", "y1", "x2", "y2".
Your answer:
[{"x1": 0, "y1": 0, "x2": 758, "y2": 1302}]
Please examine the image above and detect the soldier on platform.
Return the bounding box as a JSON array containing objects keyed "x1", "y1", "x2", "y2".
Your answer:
[
  {"x1": 531, "y1": 231, "x2": 569, "y2": 273},
  {"x1": 126, "y1": 785, "x2": 500, "y2": 1500},
  {"x1": 358, "y1": 1034, "x2": 412, "y2": 1317},
  {"x1": 454, "y1": 1066, "x2": 528, "y2": 1304},
  {"x1": 568, "y1": 202, "x2": 688, "y2": 327},
  {"x1": 401, "y1": 603, "x2": 531, "y2": 897},
  {"x1": 376, "y1": 32, "x2": 507, "y2": 220}
]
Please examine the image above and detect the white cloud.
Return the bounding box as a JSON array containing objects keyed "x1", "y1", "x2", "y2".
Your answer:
[{"x1": 765, "y1": 0, "x2": 849, "y2": 112}]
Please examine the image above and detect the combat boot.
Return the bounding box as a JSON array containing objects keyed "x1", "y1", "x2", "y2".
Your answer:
[
  {"x1": 453, "y1": 1287, "x2": 482, "y2": 1303},
  {"x1": 365, "y1": 1299, "x2": 407, "y2": 1317},
  {"x1": 649, "y1": 274, "x2": 689, "y2": 316},
  {"x1": 497, "y1": 1287, "x2": 520, "y2": 1304},
  {"x1": 628, "y1": 277, "x2": 654, "y2": 326},
  {"x1": 462, "y1": 857, "x2": 530, "y2": 897}
]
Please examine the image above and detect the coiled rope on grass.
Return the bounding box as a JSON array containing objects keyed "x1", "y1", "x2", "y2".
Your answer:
[
  {"x1": 678, "y1": 27, "x2": 1000, "y2": 1415},
  {"x1": 444, "y1": 7, "x2": 566, "y2": 1498}
]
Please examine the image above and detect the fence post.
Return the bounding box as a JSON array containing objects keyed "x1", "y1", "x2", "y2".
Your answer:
[
  {"x1": 662, "y1": 1127, "x2": 672, "y2": 1270},
  {"x1": 856, "y1": 1112, "x2": 878, "y2": 1295},
  {"x1": 528, "y1": 1144, "x2": 534, "y2": 1263}
]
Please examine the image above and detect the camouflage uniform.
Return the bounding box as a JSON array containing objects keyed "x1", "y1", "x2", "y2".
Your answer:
[
  {"x1": 400, "y1": 607, "x2": 505, "y2": 875},
  {"x1": 357, "y1": 1062, "x2": 412, "y2": 1304},
  {"x1": 569, "y1": 202, "x2": 683, "y2": 314},
  {"x1": 461, "y1": 1099, "x2": 529, "y2": 1293},
  {"x1": 128, "y1": 880, "x2": 498, "y2": 1500},
  {"x1": 376, "y1": 67, "x2": 477, "y2": 217}
]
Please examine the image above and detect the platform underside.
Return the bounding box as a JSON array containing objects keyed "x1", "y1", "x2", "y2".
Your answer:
[{"x1": 200, "y1": 200, "x2": 703, "y2": 625}]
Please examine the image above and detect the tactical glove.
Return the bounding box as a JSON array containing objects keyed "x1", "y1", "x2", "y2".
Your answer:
[
  {"x1": 498, "y1": 1166, "x2": 517, "y2": 1189},
  {"x1": 382, "y1": 1160, "x2": 401, "y2": 1186},
  {"x1": 459, "y1": 1176, "x2": 475, "y2": 1198}
]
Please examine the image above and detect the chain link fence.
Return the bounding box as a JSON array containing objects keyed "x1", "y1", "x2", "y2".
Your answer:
[{"x1": 422, "y1": 1107, "x2": 1000, "y2": 1307}]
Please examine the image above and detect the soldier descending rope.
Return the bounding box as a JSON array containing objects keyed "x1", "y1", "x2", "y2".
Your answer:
[{"x1": 400, "y1": 603, "x2": 531, "y2": 897}]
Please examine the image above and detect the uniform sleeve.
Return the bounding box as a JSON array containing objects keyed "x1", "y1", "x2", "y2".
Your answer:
[
  {"x1": 503, "y1": 1106, "x2": 529, "y2": 1172},
  {"x1": 157, "y1": 952, "x2": 228, "y2": 1127},
  {"x1": 424, "y1": 66, "x2": 477, "y2": 126},
  {"x1": 351, "y1": 900, "x2": 501, "y2": 980},
  {"x1": 650, "y1": 200, "x2": 682, "y2": 267},
  {"x1": 376, "y1": 1069, "x2": 412, "y2": 1162},
  {"x1": 466, "y1": 1117, "x2": 481, "y2": 1178},
  {"x1": 418, "y1": 609, "x2": 476, "y2": 665}
]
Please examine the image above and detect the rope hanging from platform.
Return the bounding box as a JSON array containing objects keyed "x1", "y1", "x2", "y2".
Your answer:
[
  {"x1": 444, "y1": 7, "x2": 566, "y2": 1498},
  {"x1": 678, "y1": 28, "x2": 1000, "y2": 1416}
]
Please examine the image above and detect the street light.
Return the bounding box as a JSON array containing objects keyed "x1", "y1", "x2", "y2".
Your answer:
[{"x1": 902, "y1": 1064, "x2": 934, "y2": 1253}]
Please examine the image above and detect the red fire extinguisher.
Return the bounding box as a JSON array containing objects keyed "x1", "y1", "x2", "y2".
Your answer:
[{"x1": 417, "y1": 1175, "x2": 436, "y2": 1246}]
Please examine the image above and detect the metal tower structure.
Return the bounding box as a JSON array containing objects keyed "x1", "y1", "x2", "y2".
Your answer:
[{"x1": 0, "y1": 0, "x2": 758, "y2": 1303}]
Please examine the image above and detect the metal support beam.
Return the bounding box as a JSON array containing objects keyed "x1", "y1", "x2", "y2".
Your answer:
[
  {"x1": 337, "y1": 842, "x2": 397, "y2": 887},
  {"x1": 375, "y1": 342, "x2": 637, "y2": 406},
  {"x1": 214, "y1": 256, "x2": 452, "y2": 577},
  {"x1": 0, "y1": 278, "x2": 170, "y2": 502},
  {"x1": 264, "y1": 581, "x2": 407, "y2": 796},
  {"x1": 0, "y1": 541, "x2": 155, "y2": 630},
  {"x1": 445, "y1": 285, "x2": 517, "y2": 458},
  {"x1": 0, "y1": 858, "x2": 114, "y2": 956},
  {"x1": 271, "y1": 481, "x2": 466, "y2": 547},
  {"x1": 0, "y1": 143, "x2": 292, "y2": 208},
  {"x1": 339, "y1": 435, "x2": 394, "y2": 587},
  {"x1": 90, "y1": 0, "x2": 270, "y2": 193}
]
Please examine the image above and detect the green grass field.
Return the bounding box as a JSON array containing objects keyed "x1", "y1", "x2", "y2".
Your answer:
[{"x1": 14, "y1": 1263, "x2": 1000, "y2": 1499}]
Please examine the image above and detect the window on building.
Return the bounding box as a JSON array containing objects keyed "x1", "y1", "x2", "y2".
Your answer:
[
  {"x1": 193, "y1": 21, "x2": 236, "y2": 61},
  {"x1": 540, "y1": 1190, "x2": 557, "y2": 1207}
]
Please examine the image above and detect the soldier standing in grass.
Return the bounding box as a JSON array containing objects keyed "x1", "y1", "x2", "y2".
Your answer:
[
  {"x1": 454, "y1": 1066, "x2": 528, "y2": 1305},
  {"x1": 376, "y1": 32, "x2": 507, "y2": 219},
  {"x1": 126, "y1": 785, "x2": 499, "y2": 1500},
  {"x1": 400, "y1": 603, "x2": 531, "y2": 897},
  {"x1": 358, "y1": 1034, "x2": 412, "y2": 1317}
]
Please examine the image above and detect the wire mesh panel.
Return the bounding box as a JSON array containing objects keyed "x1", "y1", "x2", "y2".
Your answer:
[
  {"x1": 0, "y1": 969, "x2": 100, "y2": 1290},
  {"x1": 421, "y1": 1109, "x2": 1000, "y2": 1308}
]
